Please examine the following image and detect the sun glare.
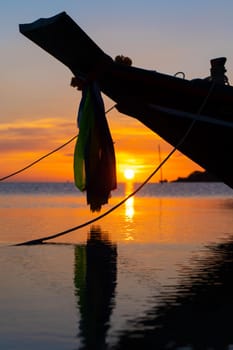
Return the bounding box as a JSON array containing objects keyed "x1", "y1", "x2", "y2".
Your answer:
[{"x1": 124, "y1": 168, "x2": 135, "y2": 180}]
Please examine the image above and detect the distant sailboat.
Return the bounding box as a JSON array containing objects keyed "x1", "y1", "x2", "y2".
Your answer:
[{"x1": 158, "y1": 144, "x2": 168, "y2": 183}]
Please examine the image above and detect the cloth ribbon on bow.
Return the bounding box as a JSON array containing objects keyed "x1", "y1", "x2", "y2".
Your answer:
[{"x1": 73, "y1": 81, "x2": 117, "y2": 212}]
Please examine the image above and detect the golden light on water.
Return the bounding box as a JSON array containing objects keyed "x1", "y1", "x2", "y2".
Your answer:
[
  {"x1": 124, "y1": 180, "x2": 135, "y2": 230},
  {"x1": 125, "y1": 196, "x2": 135, "y2": 221}
]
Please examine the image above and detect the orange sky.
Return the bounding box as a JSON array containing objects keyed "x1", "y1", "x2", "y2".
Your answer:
[{"x1": 0, "y1": 101, "x2": 202, "y2": 183}]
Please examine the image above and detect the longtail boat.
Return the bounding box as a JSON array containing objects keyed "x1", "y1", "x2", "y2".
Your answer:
[{"x1": 19, "y1": 12, "x2": 233, "y2": 189}]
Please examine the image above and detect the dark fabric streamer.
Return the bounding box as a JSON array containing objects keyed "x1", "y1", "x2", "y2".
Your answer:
[{"x1": 74, "y1": 82, "x2": 117, "y2": 212}]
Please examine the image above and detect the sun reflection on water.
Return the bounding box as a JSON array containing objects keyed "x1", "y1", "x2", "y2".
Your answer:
[
  {"x1": 123, "y1": 181, "x2": 135, "y2": 241},
  {"x1": 125, "y1": 182, "x2": 135, "y2": 220},
  {"x1": 125, "y1": 196, "x2": 135, "y2": 220}
]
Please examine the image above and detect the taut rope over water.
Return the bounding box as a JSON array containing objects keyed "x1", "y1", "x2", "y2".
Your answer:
[{"x1": 15, "y1": 140, "x2": 184, "y2": 246}]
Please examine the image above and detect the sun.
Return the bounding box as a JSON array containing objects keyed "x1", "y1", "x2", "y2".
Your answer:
[{"x1": 124, "y1": 168, "x2": 135, "y2": 180}]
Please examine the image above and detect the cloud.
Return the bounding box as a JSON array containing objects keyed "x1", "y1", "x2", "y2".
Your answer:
[{"x1": 0, "y1": 117, "x2": 76, "y2": 153}]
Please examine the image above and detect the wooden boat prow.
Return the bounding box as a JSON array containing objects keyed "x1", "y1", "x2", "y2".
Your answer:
[{"x1": 19, "y1": 12, "x2": 233, "y2": 189}]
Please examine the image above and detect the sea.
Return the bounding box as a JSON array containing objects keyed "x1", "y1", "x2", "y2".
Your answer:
[{"x1": 0, "y1": 181, "x2": 233, "y2": 350}]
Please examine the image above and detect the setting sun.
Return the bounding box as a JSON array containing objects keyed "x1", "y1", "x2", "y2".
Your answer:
[{"x1": 124, "y1": 168, "x2": 135, "y2": 180}]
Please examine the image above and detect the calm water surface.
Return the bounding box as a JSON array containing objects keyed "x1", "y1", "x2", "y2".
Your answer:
[{"x1": 0, "y1": 182, "x2": 232, "y2": 349}]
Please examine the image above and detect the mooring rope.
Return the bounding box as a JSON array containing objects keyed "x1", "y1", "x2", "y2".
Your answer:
[
  {"x1": 0, "y1": 105, "x2": 116, "y2": 182},
  {"x1": 0, "y1": 134, "x2": 78, "y2": 182},
  {"x1": 13, "y1": 82, "x2": 215, "y2": 245},
  {"x1": 15, "y1": 142, "x2": 180, "y2": 245}
]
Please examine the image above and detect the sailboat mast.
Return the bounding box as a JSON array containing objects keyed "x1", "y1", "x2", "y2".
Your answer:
[{"x1": 158, "y1": 144, "x2": 163, "y2": 183}]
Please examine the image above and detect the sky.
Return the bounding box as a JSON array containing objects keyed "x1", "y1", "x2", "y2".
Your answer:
[{"x1": 1, "y1": 0, "x2": 233, "y2": 183}]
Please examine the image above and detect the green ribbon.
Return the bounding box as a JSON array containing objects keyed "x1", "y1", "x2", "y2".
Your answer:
[{"x1": 74, "y1": 82, "x2": 116, "y2": 211}]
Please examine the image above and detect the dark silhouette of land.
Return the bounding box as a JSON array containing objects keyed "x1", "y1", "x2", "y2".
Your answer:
[{"x1": 173, "y1": 170, "x2": 221, "y2": 183}]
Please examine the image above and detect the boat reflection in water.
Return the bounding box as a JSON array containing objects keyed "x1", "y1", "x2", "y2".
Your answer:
[
  {"x1": 113, "y1": 235, "x2": 233, "y2": 349},
  {"x1": 74, "y1": 226, "x2": 117, "y2": 349}
]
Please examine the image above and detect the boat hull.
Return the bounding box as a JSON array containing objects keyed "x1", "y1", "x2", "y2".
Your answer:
[
  {"x1": 116, "y1": 101, "x2": 233, "y2": 188},
  {"x1": 19, "y1": 12, "x2": 233, "y2": 189}
]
